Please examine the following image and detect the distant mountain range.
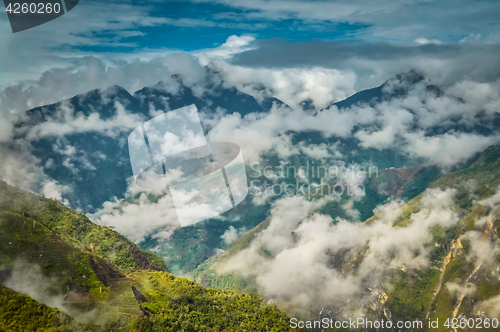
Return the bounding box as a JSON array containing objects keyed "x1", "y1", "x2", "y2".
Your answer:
[
  {"x1": 13, "y1": 78, "x2": 282, "y2": 213},
  {"x1": 6, "y1": 70, "x2": 499, "y2": 277},
  {"x1": 2, "y1": 69, "x2": 500, "y2": 330}
]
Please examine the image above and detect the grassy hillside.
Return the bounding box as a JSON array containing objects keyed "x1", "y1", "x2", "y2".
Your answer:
[
  {"x1": 0, "y1": 181, "x2": 166, "y2": 273},
  {"x1": 0, "y1": 208, "x2": 120, "y2": 299},
  {"x1": 431, "y1": 144, "x2": 500, "y2": 206},
  {"x1": 129, "y1": 271, "x2": 296, "y2": 332},
  {"x1": 0, "y1": 284, "x2": 100, "y2": 332},
  {"x1": 0, "y1": 181, "x2": 299, "y2": 331}
]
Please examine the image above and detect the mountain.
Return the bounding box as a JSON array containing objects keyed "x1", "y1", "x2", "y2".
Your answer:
[
  {"x1": 7, "y1": 73, "x2": 426, "y2": 275},
  {"x1": 0, "y1": 180, "x2": 166, "y2": 275},
  {"x1": 0, "y1": 179, "x2": 166, "y2": 330},
  {"x1": 0, "y1": 181, "x2": 300, "y2": 331},
  {"x1": 192, "y1": 145, "x2": 500, "y2": 329},
  {"x1": 13, "y1": 79, "x2": 282, "y2": 213},
  {"x1": 331, "y1": 70, "x2": 430, "y2": 110},
  {"x1": 12, "y1": 70, "x2": 444, "y2": 215},
  {"x1": 383, "y1": 145, "x2": 500, "y2": 326},
  {"x1": 7, "y1": 70, "x2": 498, "y2": 277},
  {"x1": 3, "y1": 71, "x2": 500, "y2": 330},
  {"x1": 330, "y1": 70, "x2": 500, "y2": 137}
]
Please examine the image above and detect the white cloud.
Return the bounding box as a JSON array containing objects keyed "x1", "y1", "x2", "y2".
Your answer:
[
  {"x1": 208, "y1": 102, "x2": 375, "y2": 162},
  {"x1": 463, "y1": 231, "x2": 500, "y2": 265},
  {"x1": 298, "y1": 142, "x2": 332, "y2": 160},
  {"x1": 92, "y1": 192, "x2": 180, "y2": 244},
  {"x1": 197, "y1": 35, "x2": 257, "y2": 60},
  {"x1": 207, "y1": 77, "x2": 500, "y2": 167},
  {"x1": 404, "y1": 132, "x2": 498, "y2": 168},
  {"x1": 42, "y1": 180, "x2": 71, "y2": 205},
  {"x1": 5, "y1": 260, "x2": 68, "y2": 312},
  {"x1": 221, "y1": 226, "x2": 247, "y2": 245},
  {"x1": 0, "y1": 147, "x2": 38, "y2": 192},
  {"x1": 193, "y1": 0, "x2": 500, "y2": 44},
  {"x1": 19, "y1": 100, "x2": 143, "y2": 140},
  {"x1": 414, "y1": 38, "x2": 442, "y2": 45},
  {"x1": 479, "y1": 185, "x2": 500, "y2": 208},
  {"x1": 211, "y1": 59, "x2": 357, "y2": 110},
  {"x1": 220, "y1": 188, "x2": 460, "y2": 313},
  {"x1": 4, "y1": 260, "x2": 107, "y2": 325},
  {"x1": 478, "y1": 294, "x2": 500, "y2": 318},
  {"x1": 445, "y1": 282, "x2": 476, "y2": 298}
]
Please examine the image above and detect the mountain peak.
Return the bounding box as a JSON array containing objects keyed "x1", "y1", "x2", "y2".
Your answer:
[
  {"x1": 392, "y1": 69, "x2": 425, "y2": 86},
  {"x1": 332, "y1": 70, "x2": 436, "y2": 109}
]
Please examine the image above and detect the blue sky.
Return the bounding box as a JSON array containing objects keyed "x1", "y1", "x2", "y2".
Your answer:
[
  {"x1": 2, "y1": 0, "x2": 499, "y2": 61},
  {"x1": 74, "y1": 0, "x2": 498, "y2": 48},
  {"x1": 81, "y1": 0, "x2": 371, "y2": 53},
  {"x1": 0, "y1": 0, "x2": 499, "y2": 101}
]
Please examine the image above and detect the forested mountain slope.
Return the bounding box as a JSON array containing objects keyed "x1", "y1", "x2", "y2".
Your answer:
[
  {"x1": 0, "y1": 181, "x2": 300, "y2": 331},
  {"x1": 194, "y1": 145, "x2": 500, "y2": 331}
]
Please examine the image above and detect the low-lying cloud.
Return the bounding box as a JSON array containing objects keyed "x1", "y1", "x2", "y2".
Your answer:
[{"x1": 219, "y1": 188, "x2": 459, "y2": 315}]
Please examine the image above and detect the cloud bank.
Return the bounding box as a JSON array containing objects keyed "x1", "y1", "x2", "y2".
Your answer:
[{"x1": 219, "y1": 188, "x2": 459, "y2": 315}]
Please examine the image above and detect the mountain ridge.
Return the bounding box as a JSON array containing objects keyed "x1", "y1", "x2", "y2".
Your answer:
[
  {"x1": 0, "y1": 180, "x2": 300, "y2": 331},
  {"x1": 5, "y1": 70, "x2": 498, "y2": 278}
]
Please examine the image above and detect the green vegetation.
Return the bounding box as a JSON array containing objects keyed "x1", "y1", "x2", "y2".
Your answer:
[
  {"x1": 130, "y1": 271, "x2": 297, "y2": 332},
  {"x1": 385, "y1": 269, "x2": 442, "y2": 320},
  {"x1": 0, "y1": 180, "x2": 297, "y2": 331},
  {"x1": 432, "y1": 145, "x2": 500, "y2": 204},
  {"x1": 0, "y1": 180, "x2": 166, "y2": 273},
  {"x1": 401, "y1": 166, "x2": 442, "y2": 199},
  {"x1": 0, "y1": 284, "x2": 100, "y2": 332},
  {"x1": 192, "y1": 218, "x2": 273, "y2": 291},
  {"x1": 385, "y1": 145, "x2": 500, "y2": 327},
  {"x1": 0, "y1": 209, "x2": 116, "y2": 298},
  {"x1": 196, "y1": 258, "x2": 252, "y2": 292},
  {"x1": 192, "y1": 145, "x2": 500, "y2": 331},
  {"x1": 141, "y1": 202, "x2": 270, "y2": 274}
]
